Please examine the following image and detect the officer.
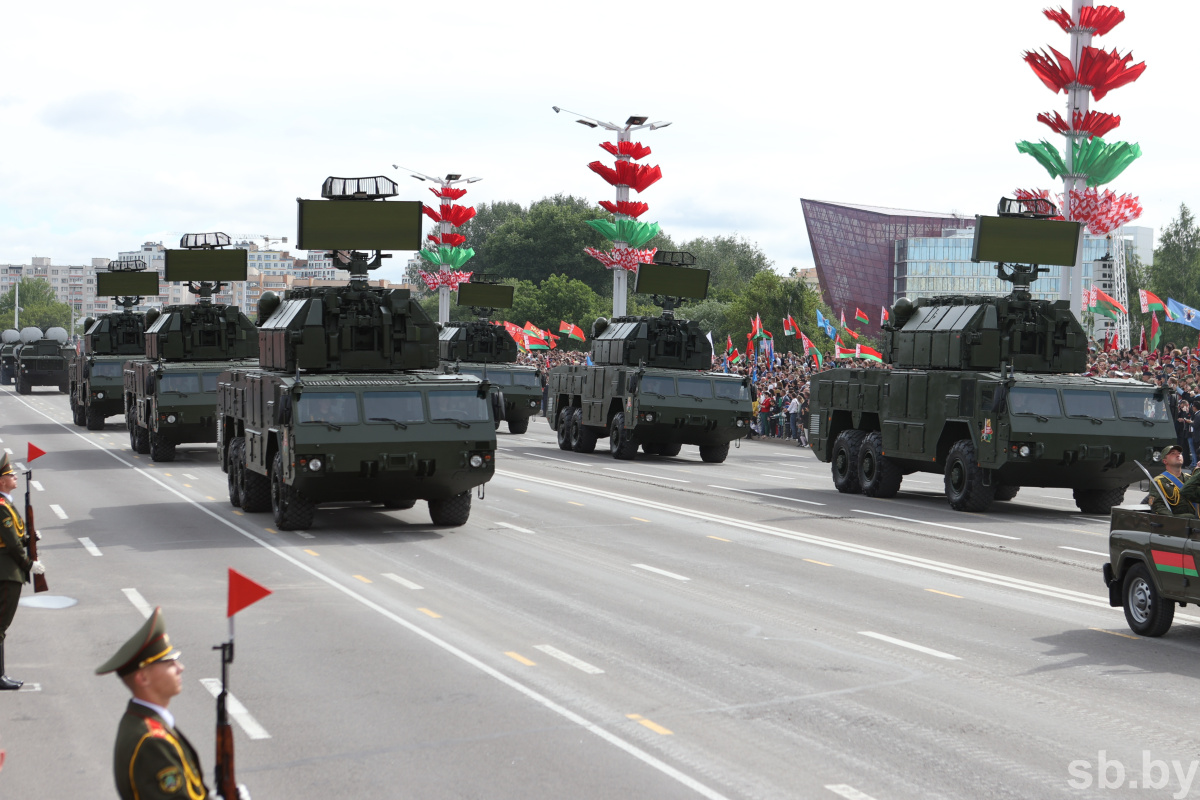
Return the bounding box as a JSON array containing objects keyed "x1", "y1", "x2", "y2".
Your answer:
[
  {"x1": 96, "y1": 607, "x2": 210, "y2": 800},
  {"x1": 1150, "y1": 445, "x2": 1199, "y2": 518},
  {"x1": 0, "y1": 453, "x2": 44, "y2": 690}
]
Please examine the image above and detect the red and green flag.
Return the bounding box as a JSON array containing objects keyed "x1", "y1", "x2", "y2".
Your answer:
[
  {"x1": 835, "y1": 344, "x2": 856, "y2": 359},
  {"x1": 558, "y1": 321, "x2": 586, "y2": 341},
  {"x1": 1139, "y1": 289, "x2": 1173, "y2": 319},
  {"x1": 1093, "y1": 289, "x2": 1127, "y2": 321},
  {"x1": 800, "y1": 332, "x2": 823, "y2": 367},
  {"x1": 1150, "y1": 311, "x2": 1161, "y2": 350},
  {"x1": 728, "y1": 347, "x2": 742, "y2": 365},
  {"x1": 840, "y1": 309, "x2": 847, "y2": 328},
  {"x1": 880, "y1": 306, "x2": 890, "y2": 326},
  {"x1": 854, "y1": 307, "x2": 870, "y2": 325},
  {"x1": 857, "y1": 344, "x2": 884, "y2": 363},
  {"x1": 843, "y1": 326, "x2": 859, "y2": 340},
  {"x1": 1138, "y1": 324, "x2": 1146, "y2": 352},
  {"x1": 782, "y1": 315, "x2": 798, "y2": 336}
]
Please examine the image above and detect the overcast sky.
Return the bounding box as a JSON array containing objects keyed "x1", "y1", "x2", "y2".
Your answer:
[{"x1": 2, "y1": 1, "x2": 1186, "y2": 284}]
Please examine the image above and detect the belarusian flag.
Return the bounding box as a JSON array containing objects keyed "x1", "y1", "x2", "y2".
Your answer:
[
  {"x1": 843, "y1": 327, "x2": 859, "y2": 340},
  {"x1": 728, "y1": 347, "x2": 742, "y2": 365},
  {"x1": 1139, "y1": 288, "x2": 1172, "y2": 318},
  {"x1": 751, "y1": 314, "x2": 763, "y2": 338},
  {"x1": 857, "y1": 344, "x2": 883, "y2": 363},
  {"x1": 1138, "y1": 324, "x2": 1146, "y2": 352},
  {"x1": 1150, "y1": 311, "x2": 1161, "y2": 350},
  {"x1": 782, "y1": 314, "x2": 798, "y2": 336},
  {"x1": 523, "y1": 333, "x2": 549, "y2": 350},
  {"x1": 880, "y1": 306, "x2": 890, "y2": 326},
  {"x1": 835, "y1": 344, "x2": 856, "y2": 359},
  {"x1": 855, "y1": 307, "x2": 869, "y2": 325},
  {"x1": 840, "y1": 309, "x2": 847, "y2": 328},
  {"x1": 1093, "y1": 289, "x2": 1127, "y2": 321},
  {"x1": 503, "y1": 321, "x2": 526, "y2": 347},
  {"x1": 559, "y1": 321, "x2": 586, "y2": 341},
  {"x1": 800, "y1": 332, "x2": 823, "y2": 367}
]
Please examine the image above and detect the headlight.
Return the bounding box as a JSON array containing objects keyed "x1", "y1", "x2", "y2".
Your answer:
[
  {"x1": 1153, "y1": 450, "x2": 1162, "y2": 462},
  {"x1": 308, "y1": 458, "x2": 323, "y2": 472},
  {"x1": 166, "y1": 414, "x2": 177, "y2": 423},
  {"x1": 95, "y1": 391, "x2": 105, "y2": 400},
  {"x1": 529, "y1": 399, "x2": 538, "y2": 408},
  {"x1": 469, "y1": 455, "x2": 484, "y2": 468},
  {"x1": 1018, "y1": 445, "x2": 1031, "y2": 457},
  {"x1": 736, "y1": 419, "x2": 745, "y2": 427},
  {"x1": 644, "y1": 412, "x2": 655, "y2": 422}
]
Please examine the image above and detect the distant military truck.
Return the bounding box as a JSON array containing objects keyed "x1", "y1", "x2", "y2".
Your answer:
[
  {"x1": 124, "y1": 234, "x2": 258, "y2": 461},
  {"x1": 0, "y1": 330, "x2": 19, "y2": 384},
  {"x1": 13, "y1": 327, "x2": 70, "y2": 395},
  {"x1": 547, "y1": 257, "x2": 754, "y2": 462},
  {"x1": 810, "y1": 198, "x2": 1176, "y2": 514}
]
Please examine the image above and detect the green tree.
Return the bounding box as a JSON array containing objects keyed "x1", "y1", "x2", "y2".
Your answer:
[
  {"x1": 0, "y1": 278, "x2": 72, "y2": 331},
  {"x1": 483, "y1": 195, "x2": 612, "y2": 293},
  {"x1": 1148, "y1": 204, "x2": 1200, "y2": 348},
  {"x1": 724, "y1": 272, "x2": 825, "y2": 356},
  {"x1": 457, "y1": 201, "x2": 525, "y2": 276},
  {"x1": 675, "y1": 235, "x2": 774, "y2": 300}
]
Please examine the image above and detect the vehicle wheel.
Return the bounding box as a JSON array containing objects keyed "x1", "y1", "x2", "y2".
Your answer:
[
  {"x1": 609, "y1": 413, "x2": 638, "y2": 460},
  {"x1": 148, "y1": 427, "x2": 176, "y2": 462},
  {"x1": 660, "y1": 443, "x2": 682, "y2": 457},
  {"x1": 271, "y1": 452, "x2": 314, "y2": 530},
  {"x1": 1123, "y1": 562, "x2": 1175, "y2": 637},
  {"x1": 858, "y1": 431, "x2": 902, "y2": 498},
  {"x1": 85, "y1": 404, "x2": 105, "y2": 431},
  {"x1": 71, "y1": 398, "x2": 86, "y2": 427},
  {"x1": 943, "y1": 438, "x2": 994, "y2": 512},
  {"x1": 507, "y1": 415, "x2": 529, "y2": 435},
  {"x1": 699, "y1": 443, "x2": 730, "y2": 463},
  {"x1": 131, "y1": 424, "x2": 150, "y2": 455},
  {"x1": 994, "y1": 484, "x2": 1020, "y2": 502},
  {"x1": 240, "y1": 447, "x2": 272, "y2": 513},
  {"x1": 428, "y1": 492, "x2": 471, "y2": 526},
  {"x1": 556, "y1": 408, "x2": 574, "y2": 451},
  {"x1": 59, "y1": 379, "x2": 69, "y2": 394},
  {"x1": 571, "y1": 412, "x2": 598, "y2": 453},
  {"x1": 642, "y1": 443, "x2": 664, "y2": 456},
  {"x1": 831, "y1": 430, "x2": 867, "y2": 494},
  {"x1": 381, "y1": 498, "x2": 417, "y2": 510},
  {"x1": 226, "y1": 438, "x2": 244, "y2": 508},
  {"x1": 15, "y1": 377, "x2": 29, "y2": 395},
  {"x1": 1073, "y1": 486, "x2": 1126, "y2": 514}
]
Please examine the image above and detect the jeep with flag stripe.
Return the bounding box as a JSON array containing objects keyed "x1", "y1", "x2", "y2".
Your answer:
[{"x1": 1104, "y1": 504, "x2": 1200, "y2": 636}]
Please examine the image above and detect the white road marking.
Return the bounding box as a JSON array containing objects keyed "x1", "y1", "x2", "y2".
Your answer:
[
  {"x1": 16, "y1": 683, "x2": 41, "y2": 693},
  {"x1": 633, "y1": 563, "x2": 690, "y2": 581},
  {"x1": 182, "y1": 473, "x2": 197, "y2": 480},
  {"x1": 294, "y1": 531, "x2": 315, "y2": 539},
  {"x1": 854, "y1": 509, "x2": 1020, "y2": 540},
  {"x1": 199, "y1": 679, "x2": 271, "y2": 739},
  {"x1": 534, "y1": 644, "x2": 605, "y2": 674},
  {"x1": 49, "y1": 504, "x2": 68, "y2": 520},
  {"x1": 16, "y1": 463, "x2": 26, "y2": 471},
  {"x1": 382, "y1": 573, "x2": 423, "y2": 590},
  {"x1": 1059, "y1": 546, "x2": 1109, "y2": 557},
  {"x1": 761, "y1": 473, "x2": 800, "y2": 480},
  {"x1": 3, "y1": 448, "x2": 11, "y2": 455},
  {"x1": 825, "y1": 785, "x2": 880, "y2": 800},
  {"x1": 859, "y1": 631, "x2": 961, "y2": 661},
  {"x1": 710, "y1": 485, "x2": 825, "y2": 506},
  {"x1": 496, "y1": 522, "x2": 536, "y2": 534},
  {"x1": 605, "y1": 467, "x2": 689, "y2": 483},
  {"x1": 78, "y1": 537, "x2": 102, "y2": 556},
  {"x1": 524, "y1": 452, "x2": 588, "y2": 464},
  {"x1": 122, "y1": 588, "x2": 153, "y2": 618},
  {"x1": 30, "y1": 481, "x2": 43, "y2": 491}
]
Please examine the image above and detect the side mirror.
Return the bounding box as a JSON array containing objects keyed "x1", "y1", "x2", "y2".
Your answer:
[
  {"x1": 278, "y1": 394, "x2": 292, "y2": 425},
  {"x1": 628, "y1": 374, "x2": 640, "y2": 394},
  {"x1": 490, "y1": 389, "x2": 505, "y2": 422},
  {"x1": 476, "y1": 381, "x2": 492, "y2": 399}
]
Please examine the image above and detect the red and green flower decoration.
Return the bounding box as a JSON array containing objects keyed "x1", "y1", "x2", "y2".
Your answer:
[
  {"x1": 419, "y1": 186, "x2": 478, "y2": 292},
  {"x1": 585, "y1": 141, "x2": 664, "y2": 272}
]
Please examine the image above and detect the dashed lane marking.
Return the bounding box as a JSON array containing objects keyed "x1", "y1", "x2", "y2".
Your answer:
[
  {"x1": 631, "y1": 516, "x2": 649, "y2": 522},
  {"x1": 925, "y1": 588, "x2": 963, "y2": 599},
  {"x1": 604, "y1": 467, "x2": 689, "y2": 483},
  {"x1": 199, "y1": 679, "x2": 271, "y2": 739},
  {"x1": 709, "y1": 485, "x2": 826, "y2": 506},
  {"x1": 825, "y1": 785, "x2": 880, "y2": 800},
  {"x1": 1059, "y1": 546, "x2": 1108, "y2": 557},
  {"x1": 304, "y1": 549, "x2": 319, "y2": 556},
  {"x1": 632, "y1": 564, "x2": 690, "y2": 581},
  {"x1": 122, "y1": 588, "x2": 152, "y2": 619},
  {"x1": 804, "y1": 559, "x2": 832, "y2": 566},
  {"x1": 49, "y1": 504, "x2": 68, "y2": 519},
  {"x1": 627, "y1": 714, "x2": 673, "y2": 735},
  {"x1": 417, "y1": 607, "x2": 441, "y2": 618},
  {"x1": 295, "y1": 531, "x2": 315, "y2": 539},
  {"x1": 859, "y1": 631, "x2": 961, "y2": 661},
  {"x1": 505, "y1": 651, "x2": 536, "y2": 666},
  {"x1": 854, "y1": 509, "x2": 1020, "y2": 540},
  {"x1": 30, "y1": 481, "x2": 43, "y2": 492},
  {"x1": 16, "y1": 683, "x2": 41, "y2": 692},
  {"x1": 353, "y1": 575, "x2": 372, "y2": 583},
  {"x1": 707, "y1": 535, "x2": 731, "y2": 542},
  {"x1": 533, "y1": 645, "x2": 604, "y2": 674},
  {"x1": 183, "y1": 474, "x2": 197, "y2": 480},
  {"x1": 524, "y1": 453, "x2": 587, "y2": 465},
  {"x1": 382, "y1": 573, "x2": 423, "y2": 590},
  {"x1": 496, "y1": 522, "x2": 535, "y2": 534},
  {"x1": 515, "y1": 488, "x2": 529, "y2": 493},
  {"x1": 568, "y1": 501, "x2": 584, "y2": 506},
  {"x1": 78, "y1": 538, "x2": 102, "y2": 556},
  {"x1": 1091, "y1": 627, "x2": 1140, "y2": 640}
]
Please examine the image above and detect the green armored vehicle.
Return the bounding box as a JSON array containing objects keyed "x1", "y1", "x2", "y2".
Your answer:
[
  {"x1": 13, "y1": 327, "x2": 70, "y2": 394},
  {"x1": 124, "y1": 234, "x2": 258, "y2": 461},
  {"x1": 547, "y1": 257, "x2": 754, "y2": 463},
  {"x1": 217, "y1": 176, "x2": 496, "y2": 530},
  {"x1": 810, "y1": 198, "x2": 1176, "y2": 514},
  {"x1": 438, "y1": 282, "x2": 541, "y2": 434},
  {"x1": 0, "y1": 330, "x2": 19, "y2": 384},
  {"x1": 70, "y1": 265, "x2": 154, "y2": 430}
]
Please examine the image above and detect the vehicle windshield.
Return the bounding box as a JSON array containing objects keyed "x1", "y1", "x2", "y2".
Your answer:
[
  {"x1": 1116, "y1": 392, "x2": 1170, "y2": 422},
  {"x1": 297, "y1": 392, "x2": 360, "y2": 425},
  {"x1": 1063, "y1": 389, "x2": 1115, "y2": 419},
  {"x1": 640, "y1": 376, "x2": 676, "y2": 396},
  {"x1": 428, "y1": 390, "x2": 490, "y2": 421},
  {"x1": 364, "y1": 391, "x2": 425, "y2": 424},
  {"x1": 1009, "y1": 387, "x2": 1062, "y2": 417},
  {"x1": 202, "y1": 373, "x2": 221, "y2": 393},
  {"x1": 460, "y1": 368, "x2": 512, "y2": 385},
  {"x1": 713, "y1": 380, "x2": 749, "y2": 400},
  {"x1": 511, "y1": 371, "x2": 540, "y2": 387},
  {"x1": 676, "y1": 378, "x2": 713, "y2": 398},
  {"x1": 159, "y1": 374, "x2": 200, "y2": 394},
  {"x1": 90, "y1": 363, "x2": 123, "y2": 379}
]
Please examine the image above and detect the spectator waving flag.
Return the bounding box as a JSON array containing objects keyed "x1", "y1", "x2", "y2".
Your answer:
[
  {"x1": 1150, "y1": 311, "x2": 1161, "y2": 350},
  {"x1": 1139, "y1": 289, "x2": 1173, "y2": 319},
  {"x1": 855, "y1": 308, "x2": 870, "y2": 325},
  {"x1": 856, "y1": 344, "x2": 883, "y2": 363},
  {"x1": 558, "y1": 321, "x2": 586, "y2": 341},
  {"x1": 1092, "y1": 289, "x2": 1127, "y2": 321},
  {"x1": 840, "y1": 309, "x2": 847, "y2": 329},
  {"x1": 782, "y1": 315, "x2": 798, "y2": 336},
  {"x1": 880, "y1": 306, "x2": 890, "y2": 326}
]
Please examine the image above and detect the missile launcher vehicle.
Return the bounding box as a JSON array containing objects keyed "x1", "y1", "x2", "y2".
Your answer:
[
  {"x1": 13, "y1": 327, "x2": 71, "y2": 394},
  {"x1": 0, "y1": 330, "x2": 20, "y2": 385}
]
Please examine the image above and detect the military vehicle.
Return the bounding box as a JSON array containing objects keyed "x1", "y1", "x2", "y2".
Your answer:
[
  {"x1": 69, "y1": 263, "x2": 154, "y2": 430},
  {"x1": 13, "y1": 327, "x2": 70, "y2": 394},
  {"x1": 547, "y1": 255, "x2": 754, "y2": 463},
  {"x1": 438, "y1": 282, "x2": 541, "y2": 434},
  {"x1": 124, "y1": 234, "x2": 258, "y2": 462},
  {"x1": 216, "y1": 176, "x2": 496, "y2": 530},
  {"x1": 810, "y1": 197, "x2": 1176, "y2": 514},
  {"x1": 0, "y1": 330, "x2": 19, "y2": 384}
]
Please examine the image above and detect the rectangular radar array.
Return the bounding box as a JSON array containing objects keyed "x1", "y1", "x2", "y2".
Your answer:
[
  {"x1": 457, "y1": 282, "x2": 514, "y2": 309},
  {"x1": 634, "y1": 262, "x2": 710, "y2": 300},
  {"x1": 296, "y1": 200, "x2": 423, "y2": 251},
  {"x1": 971, "y1": 215, "x2": 1084, "y2": 267},
  {"x1": 163, "y1": 249, "x2": 249, "y2": 282},
  {"x1": 96, "y1": 271, "x2": 161, "y2": 297}
]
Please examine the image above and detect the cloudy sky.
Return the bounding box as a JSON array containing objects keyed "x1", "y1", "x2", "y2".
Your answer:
[{"x1": 2, "y1": 1, "x2": 1187, "y2": 284}]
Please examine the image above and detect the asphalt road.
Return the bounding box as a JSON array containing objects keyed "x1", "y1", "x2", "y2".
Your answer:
[{"x1": 3, "y1": 384, "x2": 1199, "y2": 800}]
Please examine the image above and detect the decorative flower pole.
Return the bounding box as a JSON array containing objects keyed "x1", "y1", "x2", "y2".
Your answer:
[
  {"x1": 1017, "y1": 1, "x2": 1145, "y2": 345},
  {"x1": 393, "y1": 166, "x2": 480, "y2": 323},
  {"x1": 553, "y1": 107, "x2": 670, "y2": 317}
]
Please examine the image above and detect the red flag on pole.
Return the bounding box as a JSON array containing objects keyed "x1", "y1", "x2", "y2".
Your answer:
[
  {"x1": 27, "y1": 444, "x2": 45, "y2": 462},
  {"x1": 227, "y1": 568, "x2": 272, "y2": 618}
]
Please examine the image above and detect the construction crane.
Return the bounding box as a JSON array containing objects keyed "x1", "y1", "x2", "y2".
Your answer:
[{"x1": 229, "y1": 234, "x2": 288, "y2": 251}]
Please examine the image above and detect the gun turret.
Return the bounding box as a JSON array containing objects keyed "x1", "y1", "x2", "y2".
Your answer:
[{"x1": 439, "y1": 281, "x2": 518, "y2": 363}]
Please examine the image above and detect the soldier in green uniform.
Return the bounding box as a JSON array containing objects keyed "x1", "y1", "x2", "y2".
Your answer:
[
  {"x1": 96, "y1": 607, "x2": 210, "y2": 800},
  {"x1": 1150, "y1": 444, "x2": 1199, "y2": 518},
  {"x1": 0, "y1": 453, "x2": 44, "y2": 690}
]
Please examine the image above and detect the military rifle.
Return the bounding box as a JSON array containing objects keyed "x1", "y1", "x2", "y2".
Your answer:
[
  {"x1": 213, "y1": 639, "x2": 237, "y2": 798},
  {"x1": 23, "y1": 469, "x2": 47, "y2": 593}
]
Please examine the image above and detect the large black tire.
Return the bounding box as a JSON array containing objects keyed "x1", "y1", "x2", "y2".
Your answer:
[
  {"x1": 240, "y1": 447, "x2": 272, "y2": 513},
  {"x1": 556, "y1": 408, "x2": 574, "y2": 451},
  {"x1": 1073, "y1": 486, "x2": 1126, "y2": 514},
  {"x1": 507, "y1": 415, "x2": 529, "y2": 435},
  {"x1": 59, "y1": 379, "x2": 69, "y2": 394},
  {"x1": 831, "y1": 430, "x2": 867, "y2": 494},
  {"x1": 994, "y1": 484, "x2": 1020, "y2": 502},
  {"x1": 15, "y1": 377, "x2": 29, "y2": 395},
  {"x1": 858, "y1": 432, "x2": 902, "y2": 498},
  {"x1": 227, "y1": 438, "x2": 244, "y2": 508},
  {"x1": 85, "y1": 403, "x2": 105, "y2": 430},
  {"x1": 944, "y1": 438, "x2": 994, "y2": 512},
  {"x1": 571, "y1": 412, "x2": 598, "y2": 453},
  {"x1": 699, "y1": 443, "x2": 730, "y2": 463},
  {"x1": 642, "y1": 443, "x2": 664, "y2": 456},
  {"x1": 271, "y1": 452, "x2": 314, "y2": 530},
  {"x1": 609, "y1": 413, "x2": 638, "y2": 460},
  {"x1": 148, "y1": 427, "x2": 176, "y2": 462},
  {"x1": 1123, "y1": 562, "x2": 1175, "y2": 637},
  {"x1": 71, "y1": 397, "x2": 86, "y2": 427},
  {"x1": 660, "y1": 443, "x2": 682, "y2": 458},
  {"x1": 131, "y1": 423, "x2": 150, "y2": 455},
  {"x1": 381, "y1": 498, "x2": 417, "y2": 510},
  {"x1": 429, "y1": 492, "x2": 471, "y2": 526}
]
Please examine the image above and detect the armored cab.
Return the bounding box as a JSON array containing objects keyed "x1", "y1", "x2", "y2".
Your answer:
[
  {"x1": 124, "y1": 236, "x2": 258, "y2": 461},
  {"x1": 0, "y1": 329, "x2": 20, "y2": 385},
  {"x1": 217, "y1": 176, "x2": 496, "y2": 530},
  {"x1": 547, "y1": 257, "x2": 754, "y2": 462},
  {"x1": 13, "y1": 327, "x2": 70, "y2": 395},
  {"x1": 438, "y1": 282, "x2": 541, "y2": 434},
  {"x1": 810, "y1": 198, "x2": 1176, "y2": 514}
]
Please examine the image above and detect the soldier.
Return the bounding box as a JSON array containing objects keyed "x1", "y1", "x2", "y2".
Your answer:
[
  {"x1": 1150, "y1": 445, "x2": 1199, "y2": 518},
  {"x1": 96, "y1": 607, "x2": 210, "y2": 800},
  {"x1": 0, "y1": 453, "x2": 44, "y2": 690}
]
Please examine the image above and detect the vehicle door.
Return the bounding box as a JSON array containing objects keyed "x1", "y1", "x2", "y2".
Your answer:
[{"x1": 1146, "y1": 513, "x2": 1191, "y2": 597}]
